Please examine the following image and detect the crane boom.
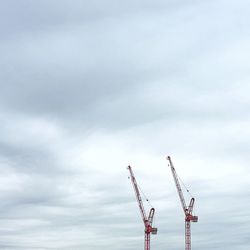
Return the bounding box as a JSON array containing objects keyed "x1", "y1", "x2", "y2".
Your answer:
[
  {"x1": 167, "y1": 156, "x2": 187, "y2": 213},
  {"x1": 127, "y1": 165, "x2": 147, "y2": 225}
]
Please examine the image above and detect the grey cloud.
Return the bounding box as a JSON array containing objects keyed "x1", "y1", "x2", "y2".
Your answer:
[
  {"x1": 1, "y1": 1, "x2": 249, "y2": 131},
  {"x1": 0, "y1": 0, "x2": 250, "y2": 249}
]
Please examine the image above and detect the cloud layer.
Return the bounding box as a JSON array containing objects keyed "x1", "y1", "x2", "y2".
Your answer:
[{"x1": 0, "y1": 0, "x2": 250, "y2": 249}]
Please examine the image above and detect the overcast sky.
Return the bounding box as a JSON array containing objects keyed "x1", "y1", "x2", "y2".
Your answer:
[{"x1": 0, "y1": 0, "x2": 250, "y2": 249}]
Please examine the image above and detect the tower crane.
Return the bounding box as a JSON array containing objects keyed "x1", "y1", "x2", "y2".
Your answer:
[
  {"x1": 167, "y1": 156, "x2": 198, "y2": 250},
  {"x1": 127, "y1": 166, "x2": 157, "y2": 250}
]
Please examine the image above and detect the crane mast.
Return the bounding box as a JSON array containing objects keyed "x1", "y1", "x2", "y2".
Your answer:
[
  {"x1": 127, "y1": 166, "x2": 157, "y2": 250},
  {"x1": 167, "y1": 156, "x2": 198, "y2": 250}
]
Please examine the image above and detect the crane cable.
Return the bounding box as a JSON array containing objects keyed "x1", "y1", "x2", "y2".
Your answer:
[
  {"x1": 176, "y1": 172, "x2": 197, "y2": 216},
  {"x1": 168, "y1": 163, "x2": 194, "y2": 198},
  {"x1": 137, "y1": 182, "x2": 156, "y2": 227},
  {"x1": 127, "y1": 175, "x2": 153, "y2": 208},
  {"x1": 138, "y1": 183, "x2": 154, "y2": 208},
  {"x1": 176, "y1": 172, "x2": 194, "y2": 199}
]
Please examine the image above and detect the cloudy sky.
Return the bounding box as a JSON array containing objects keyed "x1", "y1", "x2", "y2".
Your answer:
[{"x1": 1, "y1": 0, "x2": 250, "y2": 249}]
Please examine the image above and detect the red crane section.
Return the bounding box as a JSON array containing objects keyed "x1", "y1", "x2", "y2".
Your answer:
[
  {"x1": 167, "y1": 156, "x2": 198, "y2": 250},
  {"x1": 127, "y1": 166, "x2": 157, "y2": 250}
]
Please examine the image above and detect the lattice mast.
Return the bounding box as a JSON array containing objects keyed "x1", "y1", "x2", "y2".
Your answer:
[
  {"x1": 167, "y1": 156, "x2": 198, "y2": 250},
  {"x1": 127, "y1": 166, "x2": 157, "y2": 250}
]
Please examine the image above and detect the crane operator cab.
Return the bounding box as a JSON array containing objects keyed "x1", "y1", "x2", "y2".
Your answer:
[
  {"x1": 192, "y1": 215, "x2": 198, "y2": 222},
  {"x1": 151, "y1": 227, "x2": 158, "y2": 235}
]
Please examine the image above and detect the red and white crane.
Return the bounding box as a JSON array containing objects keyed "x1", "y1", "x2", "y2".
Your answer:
[
  {"x1": 127, "y1": 166, "x2": 157, "y2": 250},
  {"x1": 167, "y1": 156, "x2": 198, "y2": 250}
]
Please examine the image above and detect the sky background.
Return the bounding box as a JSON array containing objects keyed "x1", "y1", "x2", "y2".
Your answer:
[{"x1": 0, "y1": 0, "x2": 250, "y2": 249}]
